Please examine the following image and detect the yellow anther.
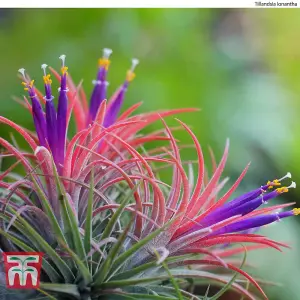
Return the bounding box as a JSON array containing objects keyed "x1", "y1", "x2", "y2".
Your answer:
[
  {"x1": 267, "y1": 179, "x2": 281, "y2": 189},
  {"x1": 29, "y1": 80, "x2": 34, "y2": 88},
  {"x1": 43, "y1": 74, "x2": 52, "y2": 85},
  {"x1": 267, "y1": 180, "x2": 273, "y2": 189},
  {"x1": 61, "y1": 66, "x2": 68, "y2": 75},
  {"x1": 126, "y1": 70, "x2": 136, "y2": 82},
  {"x1": 98, "y1": 58, "x2": 111, "y2": 70},
  {"x1": 293, "y1": 208, "x2": 300, "y2": 215},
  {"x1": 21, "y1": 80, "x2": 34, "y2": 91},
  {"x1": 276, "y1": 187, "x2": 288, "y2": 194}
]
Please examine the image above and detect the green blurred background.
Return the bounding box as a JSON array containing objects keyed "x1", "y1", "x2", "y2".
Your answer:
[{"x1": 1, "y1": 8, "x2": 300, "y2": 299}]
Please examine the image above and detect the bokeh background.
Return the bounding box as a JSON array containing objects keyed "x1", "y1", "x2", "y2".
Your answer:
[{"x1": 1, "y1": 8, "x2": 300, "y2": 299}]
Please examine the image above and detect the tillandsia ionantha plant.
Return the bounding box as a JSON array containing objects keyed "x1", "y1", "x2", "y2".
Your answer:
[{"x1": 0, "y1": 48, "x2": 298, "y2": 300}]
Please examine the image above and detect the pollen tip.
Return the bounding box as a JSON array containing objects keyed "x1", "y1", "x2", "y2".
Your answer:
[
  {"x1": 278, "y1": 172, "x2": 292, "y2": 182},
  {"x1": 293, "y1": 208, "x2": 300, "y2": 215},
  {"x1": 289, "y1": 181, "x2": 296, "y2": 189},
  {"x1": 103, "y1": 48, "x2": 113, "y2": 58},
  {"x1": 59, "y1": 55, "x2": 66, "y2": 68},
  {"x1": 131, "y1": 58, "x2": 139, "y2": 70},
  {"x1": 41, "y1": 64, "x2": 48, "y2": 77},
  {"x1": 18, "y1": 68, "x2": 26, "y2": 78}
]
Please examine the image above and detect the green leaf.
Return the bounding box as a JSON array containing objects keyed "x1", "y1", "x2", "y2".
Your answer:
[
  {"x1": 153, "y1": 249, "x2": 183, "y2": 300},
  {"x1": 203, "y1": 285, "x2": 210, "y2": 300},
  {"x1": 99, "y1": 276, "x2": 166, "y2": 289},
  {"x1": 39, "y1": 283, "x2": 80, "y2": 300},
  {"x1": 58, "y1": 238, "x2": 92, "y2": 287},
  {"x1": 108, "y1": 215, "x2": 179, "y2": 277},
  {"x1": 51, "y1": 159, "x2": 88, "y2": 268},
  {"x1": 240, "y1": 279, "x2": 250, "y2": 300},
  {"x1": 111, "y1": 254, "x2": 196, "y2": 281},
  {"x1": 58, "y1": 194, "x2": 75, "y2": 250},
  {"x1": 100, "y1": 183, "x2": 140, "y2": 241},
  {"x1": 36, "y1": 287, "x2": 57, "y2": 300},
  {"x1": 29, "y1": 173, "x2": 67, "y2": 245},
  {"x1": 93, "y1": 217, "x2": 134, "y2": 286},
  {"x1": 147, "y1": 285, "x2": 200, "y2": 300},
  {"x1": 209, "y1": 245, "x2": 247, "y2": 300},
  {"x1": 109, "y1": 293, "x2": 180, "y2": 300},
  {"x1": 84, "y1": 167, "x2": 94, "y2": 260}
]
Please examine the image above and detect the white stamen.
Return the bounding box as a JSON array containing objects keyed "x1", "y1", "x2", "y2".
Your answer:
[
  {"x1": 261, "y1": 194, "x2": 267, "y2": 204},
  {"x1": 43, "y1": 95, "x2": 55, "y2": 102},
  {"x1": 275, "y1": 212, "x2": 281, "y2": 222},
  {"x1": 287, "y1": 181, "x2": 296, "y2": 189},
  {"x1": 92, "y1": 80, "x2": 102, "y2": 85},
  {"x1": 279, "y1": 172, "x2": 292, "y2": 181},
  {"x1": 130, "y1": 58, "x2": 139, "y2": 72},
  {"x1": 58, "y1": 87, "x2": 69, "y2": 92},
  {"x1": 103, "y1": 48, "x2": 113, "y2": 59},
  {"x1": 59, "y1": 54, "x2": 66, "y2": 66},
  {"x1": 92, "y1": 80, "x2": 109, "y2": 86},
  {"x1": 41, "y1": 64, "x2": 48, "y2": 76},
  {"x1": 18, "y1": 68, "x2": 26, "y2": 79}
]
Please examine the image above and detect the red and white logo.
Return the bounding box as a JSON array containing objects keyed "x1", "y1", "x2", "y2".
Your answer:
[{"x1": 2, "y1": 252, "x2": 43, "y2": 289}]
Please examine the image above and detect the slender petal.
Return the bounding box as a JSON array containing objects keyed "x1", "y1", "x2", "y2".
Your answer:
[
  {"x1": 210, "y1": 210, "x2": 297, "y2": 236},
  {"x1": 18, "y1": 68, "x2": 47, "y2": 147},
  {"x1": 56, "y1": 55, "x2": 68, "y2": 172},
  {"x1": 88, "y1": 48, "x2": 112, "y2": 123},
  {"x1": 41, "y1": 64, "x2": 57, "y2": 163},
  {"x1": 103, "y1": 58, "x2": 139, "y2": 128}
]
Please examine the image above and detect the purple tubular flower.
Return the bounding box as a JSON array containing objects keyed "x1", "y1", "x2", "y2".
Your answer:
[
  {"x1": 221, "y1": 185, "x2": 269, "y2": 210},
  {"x1": 56, "y1": 55, "x2": 68, "y2": 172},
  {"x1": 220, "y1": 173, "x2": 292, "y2": 212},
  {"x1": 19, "y1": 69, "x2": 47, "y2": 147},
  {"x1": 201, "y1": 174, "x2": 292, "y2": 224},
  {"x1": 190, "y1": 188, "x2": 282, "y2": 232},
  {"x1": 195, "y1": 186, "x2": 269, "y2": 226},
  {"x1": 103, "y1": 82, "x2": 127, "y2": 127},
  {"x1": 211, "y1": 210, "x2": 296, "y2": 236},
  {"x1": 189, "y1": 178, "x2": 296, "y2": 233},
  {"x1": 88, "y1": 48, "x2": 112, "y2": 124},
  {"x1": 103, "y1": 58, "x2": 139, "y2": 128},
  {"x1": 42, "y1": 64, "x2": 57, "y2": 163}
]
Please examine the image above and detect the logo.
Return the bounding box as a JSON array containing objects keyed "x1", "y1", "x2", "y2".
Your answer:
[{"x1": 2, "y1": 252, "x2": 43, "y2": 289}]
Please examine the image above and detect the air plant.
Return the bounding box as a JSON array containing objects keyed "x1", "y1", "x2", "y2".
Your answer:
[{"x1": 0, "y1": 48, "x2": 298, "y2": 300}]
